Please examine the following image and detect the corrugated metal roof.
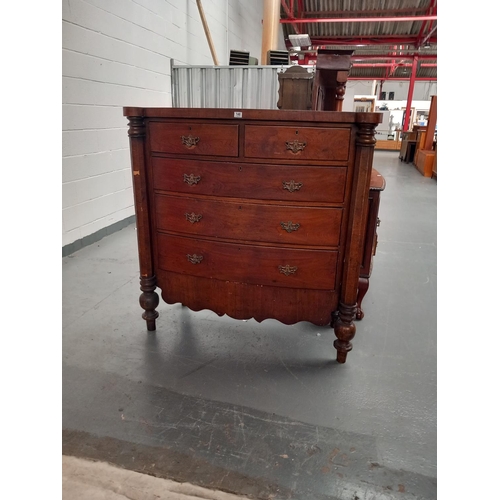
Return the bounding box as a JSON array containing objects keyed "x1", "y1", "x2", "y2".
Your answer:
[{"x1": 281, "y1": 0, "x2": 437, "y2": 79}]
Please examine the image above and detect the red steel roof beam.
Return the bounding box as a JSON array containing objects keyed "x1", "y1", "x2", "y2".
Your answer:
[
  {"x1": 351, "y1": 54, "x2": 436, "y2": 60},
  {"x1": 352, "y1": 63, "x2": 436, "y2": 67},
  {"x1": 309, "y1": 37, "x2": 437, "y2": 45},
  {"x1": 348, "y1": 77, "x2": 436, "y2": 81},
  {"x1": 353, "y1": 63, "x2": 410, "y2": 67},
  {"x1": 415, "y1": 0, "x2": 437, "y2": 47},
  {"x1": 280, "y1": 0, "x2": 301, "y2": 35},
  {"x1": 303, "y1": 8, "x2": 429, "y2": 17},
  {"x1": 389, "y1": 44, "x2": 398, "y2": 78},
  {"x1": 280, "y1": 15, "x2": 437, "y2": 24},
  {"x1": 297, "y1": 0, "x2": 304, "y2": 19},
  {"x1": 421, "y1": 25, "x2": 437, "y2": 47}
]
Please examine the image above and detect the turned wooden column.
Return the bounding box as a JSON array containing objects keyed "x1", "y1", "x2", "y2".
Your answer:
[
  {"x1": 125, "y1": 110, "x2": 159, "y2": 331},
  {"x1": 312, "y1": 49, "x2": 353, "y2": 111},
  {"x1": 334, "y1": 72, "x2": 349, "y2": 111},
  {"x1": 332, "y1": 120, "x2": 377, "y2": 362}
]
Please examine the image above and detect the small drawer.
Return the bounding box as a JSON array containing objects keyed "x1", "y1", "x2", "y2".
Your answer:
[
  {"x1": 149, "y1": 122, "x2": 239, "y2": 157},
  {"x1": 152, "y1": 158, "x2": 347, "y2": 203},
  {"x1": 157, "y1": 234, "x2": 338, "y2": 290},
  {"x1": 244, "y1": 125, "x2": 350, "y2": 161},
  {"x1": 155, "y1": 194, "x2": 343, "y2": 247}
]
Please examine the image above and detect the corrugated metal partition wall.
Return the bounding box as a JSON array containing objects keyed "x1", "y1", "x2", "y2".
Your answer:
[{"x1": 172, "y1": 65, "x2": 300, "y2": 109}]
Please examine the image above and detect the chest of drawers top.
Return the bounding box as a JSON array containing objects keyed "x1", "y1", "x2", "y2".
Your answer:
[{"x1": 125, "y1": 107, "x2": 381, "y2": 161}]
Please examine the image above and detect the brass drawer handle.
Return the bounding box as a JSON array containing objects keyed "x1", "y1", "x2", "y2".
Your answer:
[
  {"x1": 184, "y1": 173, "x2": 201, "y2": 186},
  {"x1": 185, "y1": 212, "x2": 202, "y2": 224},
  {"x1": 280, "y1": 221, "x2": 300, "y2": 233},
  {"x1": 285, "y1": 140, "x2": 306, "y2": 154},
  {"x1": 278, "y1": 264, "x2": 298, "y2": 276},
  {"x1": 181, "y1": 135, "x2": 200, "y2": 149},
  {"x1": 283, "y1": 180, "x2": 303, "y2": 192},
  {"x1": 187, "y1": 254, "x2": 203, "y2": 264}
]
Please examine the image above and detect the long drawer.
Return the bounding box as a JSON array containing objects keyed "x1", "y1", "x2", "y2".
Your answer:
[
  {"x1": 156, "y1": 233, "x2": 338, "y2": 290},
  {"x1": 155, "y1": 194, "x2": 342, "y2": 246},
  {"x1": 149, "y1": 121, "x2": 239, "y2": 157},
  {"x1": 244, "y1": 125, "x2": 351, "y2": 161},
  {"x1": 151, "y1": 157, "x2": 347, "y2": 203}
]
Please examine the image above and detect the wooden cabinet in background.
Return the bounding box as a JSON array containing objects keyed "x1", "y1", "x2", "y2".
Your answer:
[
  {"x1": 399, "y1": 130, "x2": 418, "y2": 163},
  {"x1": 277, "y1": 66, "x2": 314, "y2": 110},
  {"x1": 124, "y1": 107, "x2": 382, "y2": 363},
  {"x1": 357, "y1": 169, "x2": 386, "y2": 320}
]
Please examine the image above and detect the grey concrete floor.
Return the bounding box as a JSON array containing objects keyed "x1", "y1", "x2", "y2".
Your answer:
[{"x1": 62, "y1": 151, "x2": 437, "y2": 500}]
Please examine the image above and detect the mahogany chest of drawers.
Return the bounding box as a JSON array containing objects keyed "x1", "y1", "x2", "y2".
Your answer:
[{"x1": 124, "y1": 107, "x2": 382, "y2": 363}]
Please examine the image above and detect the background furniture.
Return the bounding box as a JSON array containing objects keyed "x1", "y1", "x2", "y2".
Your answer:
[
  {"x1": 357, "y1": 168, "x2": 385, "y2": 320},
  {"x1": 414, "y1": 95, "x2": 437, "y2": 178},
  {"x1": 312, "y1": 49, "x2": 354, "y2": 111},
  {"x1": 432, "y1": 143, "x2": 437, "y2": 179},
  {"x1": 277, "y1": 66, "x2": 313, "y2": 110},
  {"x1": 124, "y1": 107, "x2": 381, "y2": 363},
  {"x1": 399, "y1": 130, "x2": 418, "y2": 163}
]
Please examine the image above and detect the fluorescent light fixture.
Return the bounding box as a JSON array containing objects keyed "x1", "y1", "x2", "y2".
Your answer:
[{"x1": 288, "y1": 34, "x2": 311, "y2": 47}]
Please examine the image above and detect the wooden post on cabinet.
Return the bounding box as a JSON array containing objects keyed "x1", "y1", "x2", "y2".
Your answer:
[
  {"x1": 332, "y1": 120, "x2": 377, "y2": 363},
  {"x1": 125, "y1": 109, "x2": 159, "y2": 331}
]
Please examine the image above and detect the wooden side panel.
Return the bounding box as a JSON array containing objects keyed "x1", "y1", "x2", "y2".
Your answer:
[{"x1": 339, "y1": 123, "x2": 377, "y2": 306}]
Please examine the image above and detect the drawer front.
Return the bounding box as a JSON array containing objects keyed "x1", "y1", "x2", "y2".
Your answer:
[
  {"x1": 157, "y1": 233, "x2": 338, "y2": 290},
  {"x1": 155, "y1": 194, "x2": 342, "y2": 247},
  {"x1": 244, "y1": 125, "x2": 350, "y2": 161},
  {"x1": 149, "y1": 122, "x2": 239, "y2": 157},
  {"x1": 152, "y1": 158, "x2": 347, "y2": 203}
]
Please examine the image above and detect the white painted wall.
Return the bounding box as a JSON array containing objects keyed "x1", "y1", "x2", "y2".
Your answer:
[{"x1": 62, "y1": 0, "x2": 264, "y2": 247}]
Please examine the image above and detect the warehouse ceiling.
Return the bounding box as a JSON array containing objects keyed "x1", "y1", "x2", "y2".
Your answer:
[{"x1": 280, "y1": 0, "x2": 437, "y2": 81}]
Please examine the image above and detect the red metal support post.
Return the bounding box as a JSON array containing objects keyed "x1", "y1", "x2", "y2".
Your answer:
[{"x1": 403, "y1": 55, "x2": 419, "y2": 131}]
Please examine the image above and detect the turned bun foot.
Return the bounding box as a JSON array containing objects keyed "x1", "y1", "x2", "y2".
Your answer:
[
  {"x1": 140, "y1": 276, "x2": 159, "y2": 332},
  {"x1": 145, "y1": 318, "x2": 157, "y2": 331},
  {"x1": 334, "y1": 339, "x2": 353, "y2": 363},
  {"x1": 332, "y1": 303, "x2": 357, "y2": 363}
]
